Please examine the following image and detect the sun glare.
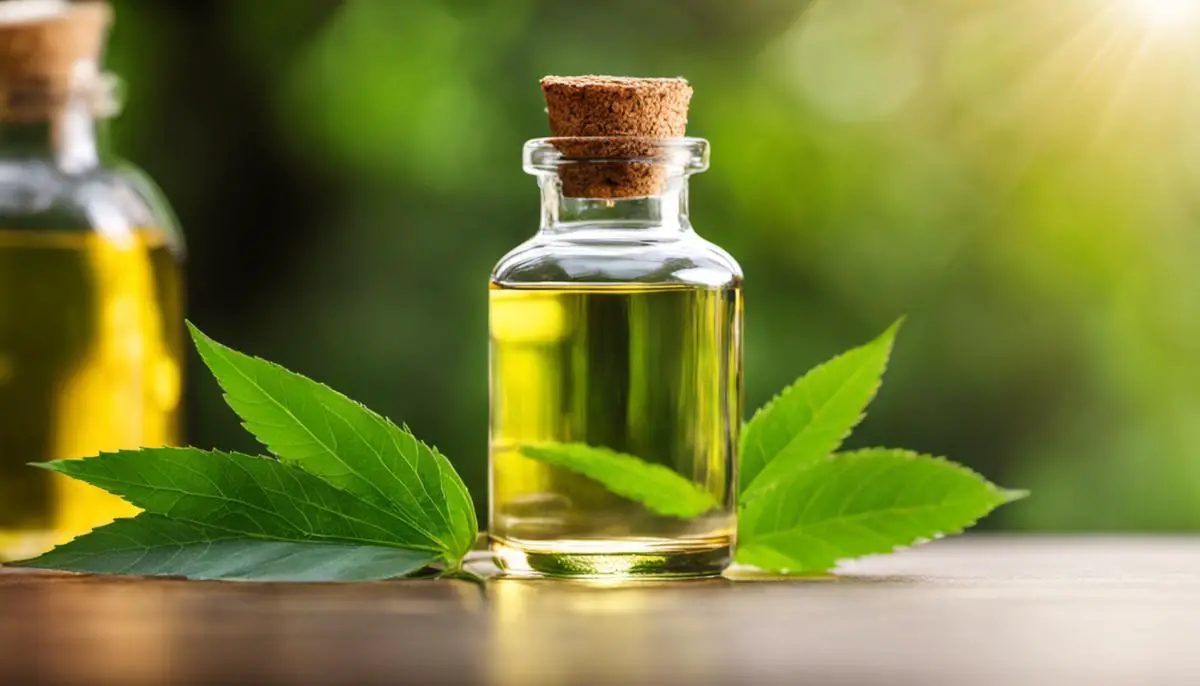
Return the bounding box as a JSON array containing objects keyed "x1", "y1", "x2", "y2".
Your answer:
[{"x1": 1130, "y1": 0, "x2": 1200, "y2": 31}]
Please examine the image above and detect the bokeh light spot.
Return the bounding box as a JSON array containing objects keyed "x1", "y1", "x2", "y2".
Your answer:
[{"x1": 1129, "y1": 0, "x2": 1200, "y2": 30}]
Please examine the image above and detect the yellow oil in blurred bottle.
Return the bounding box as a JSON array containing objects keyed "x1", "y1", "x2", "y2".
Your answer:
[
  {"x1": 0, "y1": 230, "x2": 183, "y2": 560},
  {"x1": 0, "y1": 2, "x2": 186, "y2": 560}
]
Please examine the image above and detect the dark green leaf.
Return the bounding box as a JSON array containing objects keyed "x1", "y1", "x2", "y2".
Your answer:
[
  {"x1": 37, "y1": 448, "x2": 444, "y2": 554},
  {"x1": 17, "y1": 514, "x2": 436, "y2": 582},
  {"x1": 187, "y1": 323, "x2": 476, "y2": 563},
  {"x1": 740, "y1": 321, "x2": 900, "y2": 499},
  {"x1": 520, "y1": 443, "x2": 721, "y2": 518},
  {"x1": 736, "y1": 448, "x2": 1026, "y2": 574}
]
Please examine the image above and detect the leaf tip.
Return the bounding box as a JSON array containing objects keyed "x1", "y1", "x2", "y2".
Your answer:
[
  {"x1": 999, "y1": 488, "x2": 1030, "y2": 504},
  {"x1": 7, "y1": 554, "x2": 46, "y2": 568},
  {"x1": 185, "y1": 320, "x2": 217, "y2": 351},
  {"x1": 878, "y1": 316, "x2": 906, "y2": 349},
  {"x1": 184, "y1": 318, "x2": 203, "y2": 338}
]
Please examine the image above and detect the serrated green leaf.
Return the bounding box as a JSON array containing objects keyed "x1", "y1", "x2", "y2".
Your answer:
[
  {"x1": 37, "y1": 448, "x2": 445, "y2": 554},
  {"x1": 740, "y1": 321, "x2": 900, "y2": 499},
  {"x1": 736, "y1": 449, "x2": 1024, "y2": 574},
  {"x1": 17, "y1": 514, "x2": 436, "y2": 582},
  {"x1": 187, "y1": 323, "x2": 476, "y2": 563},
  {"x1": 520, "y1": 443, "x2": 721, "y2": 518}
]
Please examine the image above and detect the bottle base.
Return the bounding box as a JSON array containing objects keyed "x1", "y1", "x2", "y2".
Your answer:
[
  {"x1": 0, "y1": 530, "x2": 56, "y2": 563},
  {"x1": 489, "y1": 535, "x2": 731, "y2": 579}
]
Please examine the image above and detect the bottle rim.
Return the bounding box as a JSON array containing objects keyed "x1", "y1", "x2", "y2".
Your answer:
[
  {"x1": 523, "y1": 137, "x2": 709, "y2": 175},
  {"x1": 0, "y1": 69, "x2": 122, "y2": 122}
]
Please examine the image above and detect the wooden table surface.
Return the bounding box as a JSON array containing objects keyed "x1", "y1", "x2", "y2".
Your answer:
[{"x1": 2, "y1": 536, "x2": 1198, "y2": 685}]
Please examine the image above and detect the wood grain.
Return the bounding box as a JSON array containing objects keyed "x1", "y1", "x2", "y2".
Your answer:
[{"x1": 2, "y1": 536, "x2": 1199, "y2": 685}]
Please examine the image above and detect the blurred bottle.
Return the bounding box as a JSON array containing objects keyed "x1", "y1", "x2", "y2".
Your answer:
[{"x1": 0, "y1": 1, "x2": 184, "y2": 561}]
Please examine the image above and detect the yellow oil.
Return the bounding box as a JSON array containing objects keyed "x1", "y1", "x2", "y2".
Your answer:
[
  {"x1": 0, "y1": 229, "x2": 183, "y2": 561},
  {"x1": 489, "y1": 282, "x2": 742, "y2": 577}
]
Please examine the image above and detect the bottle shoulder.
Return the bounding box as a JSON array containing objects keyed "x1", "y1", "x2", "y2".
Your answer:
[
  {"x1": 491, "y1": 227, "x2": 743, "y2": 289},
  {"x1": 0, "y1": 159, "x2": 185, "y2": 255}
]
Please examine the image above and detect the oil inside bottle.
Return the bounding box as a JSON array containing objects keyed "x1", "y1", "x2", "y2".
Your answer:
[
  {"x1": 489, "y1": 282, "x2": 741, "y2": 577},
  {"x1": 0, "y1": 229, "x2": 183, "y2": 561}
]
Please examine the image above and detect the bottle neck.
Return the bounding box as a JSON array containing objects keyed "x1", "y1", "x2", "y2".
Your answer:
[
  {"x1": 538, "y1": 173, "x2": 692, "y2": 235},
  {"x1": 0, "y1": 100, "x2": 102, "y2": 172}
]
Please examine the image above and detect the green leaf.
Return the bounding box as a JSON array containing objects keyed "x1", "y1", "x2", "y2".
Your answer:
[
  {"x1": 740, "y1": 320, "x2": 901, "y2": 499},
  {"x1": 17, "y1": 514, "x2": 436, "y2": 582},
  {"x1": 187, "y1": 323, "x2": 476, "y2": 563},
  {"x1": 736, "y1": 448, "x2": 1026, "y2": 574},
  {"x1": 19, "y1": 318, "x2": 1027, "y2": 583},
  {"x1": 520, "y1": 443, "x2": 722, "y2": 518},
  {"x1": 36, "y1": 448, "x2": 446, "y2": 555}
]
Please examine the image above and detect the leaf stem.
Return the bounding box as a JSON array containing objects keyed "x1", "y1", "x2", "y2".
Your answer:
[{"x1": 439, "y1": 566, "x2": 486, "y2": 587}]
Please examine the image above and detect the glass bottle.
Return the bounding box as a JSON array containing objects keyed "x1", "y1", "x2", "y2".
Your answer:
[
  {"x1": 489, "y1": 137, "x2": 743, "y2": 577},
  {"x1": 0, "y1": 2, "x2": 185, "y2": 561}
]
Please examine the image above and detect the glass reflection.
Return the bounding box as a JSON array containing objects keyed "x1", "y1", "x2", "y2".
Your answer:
[{"x1": 486, "y1": 577, "x2": 731, "y2": 685}]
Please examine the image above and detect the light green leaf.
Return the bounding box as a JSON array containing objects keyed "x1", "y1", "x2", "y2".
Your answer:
[
  {"x1": 520, "y1": 443, "x2": 722, "y2": 518},
  {"x1": 37, "y1": 448, "x2": 445, "y2": 555},
  {"x1": 187, "y1": 323, "x2": 476, "y2": 563},
  {"x1": 17, "y1": 514, "x2": 436, "y2": 582},
  {"x1": 736, "y1": 449, "x2": 1026, "y2": 574},
  {"x1": 740, "y1": 320, "x2": 900, "y2": 499}
]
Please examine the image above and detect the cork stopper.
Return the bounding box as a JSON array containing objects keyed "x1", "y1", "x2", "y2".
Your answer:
[
  {"x1": 0, "y1": 1, "x2": 112, "y2": 121},
  {"x1": 540, "y1": 75, "x2": 693, "y2": 198}
]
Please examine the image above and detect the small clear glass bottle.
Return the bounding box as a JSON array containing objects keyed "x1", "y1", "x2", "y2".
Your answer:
[
  {"x1": 489, "y1": 136, "x2": 743, "y2": 577},
  {"x1": 0, "y1": 2, "x2": 185, "y2": 561}
]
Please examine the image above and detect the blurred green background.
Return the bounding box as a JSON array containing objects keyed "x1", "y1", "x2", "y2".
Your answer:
[{"x1": 102, "y1": 0, "x2": 1200, "y2": 531}]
